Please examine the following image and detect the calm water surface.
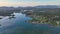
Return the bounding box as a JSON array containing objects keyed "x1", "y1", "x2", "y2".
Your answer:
[{"x1": 0, "y1": 12, "x2": 60, "y2": 34}]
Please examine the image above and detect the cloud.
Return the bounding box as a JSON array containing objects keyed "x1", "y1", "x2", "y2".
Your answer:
[
  {"x1": 0, "y1": 2, "x2": 60, "y2": 6},
  {"x1": 0, "y1": 0, "x2": 60, "y2": 2}
]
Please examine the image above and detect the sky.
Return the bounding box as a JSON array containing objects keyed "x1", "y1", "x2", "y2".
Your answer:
[{"x1": 0, "y1": 0, "x2": 60, "y2": 6}]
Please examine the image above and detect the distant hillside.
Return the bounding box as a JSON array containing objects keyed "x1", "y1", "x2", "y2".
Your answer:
[
  {"x1": 34, "y1": 5, "x2": 60, "y2": 8},
  {"x1": 0, "y1": 5, "x2": 60, "y2": 10},
  {"x1": 20, "y1": 5, "x2": 60, "y2": 10}
]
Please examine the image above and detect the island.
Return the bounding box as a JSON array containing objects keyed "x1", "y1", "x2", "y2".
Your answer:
[{"x1": 22, "y1": 8, "x2": 60, "y2": 26}]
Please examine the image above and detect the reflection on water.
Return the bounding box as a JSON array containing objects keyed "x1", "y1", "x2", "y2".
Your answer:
[{"x1": 0, "y1": 11, "x2": 60, "y2": 34}]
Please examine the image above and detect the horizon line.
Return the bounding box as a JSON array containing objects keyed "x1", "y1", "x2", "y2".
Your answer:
[{"x1": 0, "y1": 5, "x2": 60, "y2": 7}]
